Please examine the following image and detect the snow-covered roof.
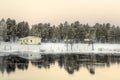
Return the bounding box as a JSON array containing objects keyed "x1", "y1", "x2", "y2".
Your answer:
[{"x1": 19, "y1": 36, "x2": 41, "y2": 40}]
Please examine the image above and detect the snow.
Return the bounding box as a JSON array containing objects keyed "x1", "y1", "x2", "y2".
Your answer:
[{"x1": 0, "y1": 42, "x2": 120, "y2": 54}]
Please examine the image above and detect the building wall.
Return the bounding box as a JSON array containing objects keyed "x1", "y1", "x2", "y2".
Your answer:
[{"x1": 19, "y1": 37, "x2": 41, "y2": 45}]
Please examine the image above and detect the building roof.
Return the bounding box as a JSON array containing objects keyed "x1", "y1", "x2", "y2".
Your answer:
[{"x1": 19, "y1": 36, "x2": 40, "y2": 40}]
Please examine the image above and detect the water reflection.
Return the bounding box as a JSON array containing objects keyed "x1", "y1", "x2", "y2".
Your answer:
[
  {"x1": 31, "y1": 54, "x2": 120, "y2": 75},
  {"x1": 0, "y1": 55, "x2": 29, "y2": 74},
  {"x1": 1, "y1": 54, "x2": 120, "y2": 75}
]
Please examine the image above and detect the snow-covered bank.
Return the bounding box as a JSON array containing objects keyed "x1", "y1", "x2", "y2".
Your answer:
[{"x1": 0, "y1": 42, "x2": 120, "y2": 54}]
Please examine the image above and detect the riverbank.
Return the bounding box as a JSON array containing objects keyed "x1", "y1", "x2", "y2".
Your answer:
[{"x1": 0, "y1": 42, "x2": 120, "y2": 54}]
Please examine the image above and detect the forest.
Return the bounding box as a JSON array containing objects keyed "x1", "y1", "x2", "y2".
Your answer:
[{"x1": 0, "y1": 18, "x2": 120, "y2": 43}]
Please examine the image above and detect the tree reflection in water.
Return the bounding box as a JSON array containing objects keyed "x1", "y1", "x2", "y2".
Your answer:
[
  {"x1": 0, "y1": 55, "x2": 29, "y2": 74},
  {"x1": 0, "y1": 54, "x2": 120, "y2": 75},
  {"x1": 31, "y1": 54, "x2": 120, "y2": 75}
]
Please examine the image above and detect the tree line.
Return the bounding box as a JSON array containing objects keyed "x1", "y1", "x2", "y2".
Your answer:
[
  {"x1": 0, "y1": 18, "x2": 29, "y2": 42},
  {"x1": 0, "y1": 18, "x2": 120, "y2": 43}
]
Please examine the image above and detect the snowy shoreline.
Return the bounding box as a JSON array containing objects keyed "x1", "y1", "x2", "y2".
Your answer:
[{"x1": 0, "y1": 42, "x2": 120, "y2": 54}]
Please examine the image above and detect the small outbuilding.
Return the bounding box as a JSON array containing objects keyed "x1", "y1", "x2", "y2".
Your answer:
[{"x1": 18, "y1": 36, "x2": 41, "y2": 45}]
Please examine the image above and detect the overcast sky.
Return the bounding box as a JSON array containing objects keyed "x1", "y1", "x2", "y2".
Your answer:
[{"x1": 0, "y1": 0, "x2": 120, "y2": 26}]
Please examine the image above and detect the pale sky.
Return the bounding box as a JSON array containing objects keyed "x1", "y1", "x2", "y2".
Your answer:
[{"x1": 0, "y1": 0, "x2": 120, "y2": 26}]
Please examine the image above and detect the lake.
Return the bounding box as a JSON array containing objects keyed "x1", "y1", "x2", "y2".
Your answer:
[{"x1": 0, "y1": 54, "x2": 120, "y2": 80}]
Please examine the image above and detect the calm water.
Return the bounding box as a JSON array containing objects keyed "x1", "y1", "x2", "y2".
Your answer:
[{"x1": 1, "y1": 54, "x2": 120, "y2": 80}]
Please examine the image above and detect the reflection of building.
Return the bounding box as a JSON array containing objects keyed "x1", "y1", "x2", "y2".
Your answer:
[
  {"x1": 0, "y1": 54, "x2": 120, "y2": 75},
  {"x1": 19, "y1": 36, "x2": 41, "y2": 45}
]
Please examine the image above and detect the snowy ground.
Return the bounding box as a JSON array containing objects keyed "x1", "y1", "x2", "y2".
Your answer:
[
  {"x1": 0, "y1": 42, "x2": 120, "y2": 54},
  {"x1": 0, "y1": 42, "x2": 120, "y2": 59}
]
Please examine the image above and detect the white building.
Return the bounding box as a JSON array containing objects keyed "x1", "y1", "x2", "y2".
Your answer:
[{"x1": 19, "y1": 36, "x2": 41, "y2": 45}]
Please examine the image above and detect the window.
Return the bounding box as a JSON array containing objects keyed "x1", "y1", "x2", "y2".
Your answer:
[{"x1": 30, "y1": 40, "x2": 32, "y2": 42}]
